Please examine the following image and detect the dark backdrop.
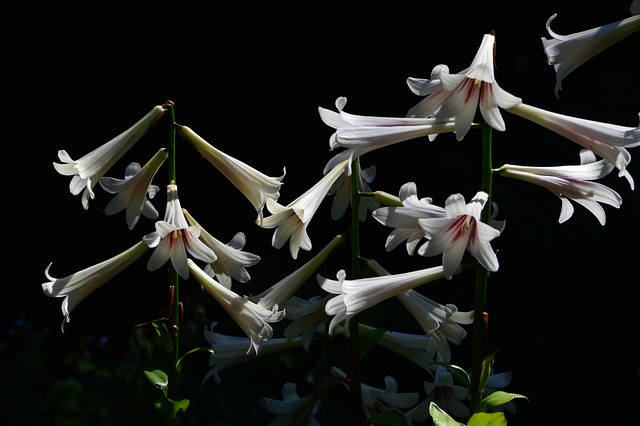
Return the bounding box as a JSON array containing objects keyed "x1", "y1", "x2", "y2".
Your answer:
[{"x1": 4, "y1": 1, "x2": 639, "y2": 425}]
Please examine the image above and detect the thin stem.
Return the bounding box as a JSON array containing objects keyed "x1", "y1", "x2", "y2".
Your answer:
[{"x1": 469, "y1": 121, "x2": 493, "y2": 415}]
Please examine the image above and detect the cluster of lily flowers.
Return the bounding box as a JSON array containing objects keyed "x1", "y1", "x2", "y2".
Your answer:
[{"x1": 43, "y1": 2, "x2": 639, "y2": 424}]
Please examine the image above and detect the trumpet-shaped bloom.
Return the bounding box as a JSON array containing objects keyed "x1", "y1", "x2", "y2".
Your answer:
[
  {"x1": 143, "y1": 184, "x2": 216, "y2": 279},
  {"x1": 408, "y1": 365, "x2": 469, "y2": 422},
  {"x1": 319, "y1": 97, "x2": 456, "y2": 174},
  {"x1": 259, "y1": 161, "x2": 349, "y2": 259},
  {"x1": 319, "y1": 266, "x2": 449, "y2": 336},
  {"x1": 190, "y1": 260, "x2": 285, "y2": 356},
  {"x1": 329, "y1": 163, "x2": 380, "y2": 222},
  {"x1": 373, "y1": 182, "x2": 447, "y2": 255},
  {"x1": 331, "y1": 367, "x2": 419, "y2": 421},
  {"x1": 359, "y1": 323, "x2": 432, "y2": 370},
  {"x1": 177, "y1": 125, "x2": 285, "y2": 222},
  {"x1": 417, "y1": 191, "x2": 500, "y2": 279},
  {"x1": 397, "y1": 290, "x2": 473, "y2": 363},
  {"x1": 182, "y1": 208, "x2": 260, "y2": 289},
  {"x1": 262, "y1": 382, "x2": 322, "y2": 426},
  {"x1": 203, "y1": 322, "x2": 303, "y2": 384},
  {"x1": 42, "y1": 241, "x2": 149, "y2": 332},
  {"x1": 284, "y1": 295, "x2": 331, "y2": 351},
  {"x1": 406, "y1": 34, "x2": 522, "y2": 141},
  {"x1": 506, "y1": 103, "x2": 639, "y2": 177},
  {"x1": 54, "y1": 105, "x2": 166, "y2": 209},
  {"x1": 249, "y1": 234, "x2": 346, "y2": 309},
  {"x1": 542, "y1": 13, "x2": 640, "y2": 97},
  {"x1": 99, "y1": 148, "x2": 168, "y2": 230},
  {"x1": 498, "y1": 150, "x2": 624, "y2": 225}
]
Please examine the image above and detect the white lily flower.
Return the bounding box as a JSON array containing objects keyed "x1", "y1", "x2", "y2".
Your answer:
[
  {"x1": 203, "y1": 322, "x2": 303, "y2": 384},
  {"x1": 359, "y1": 323, "x2": 431, "y2": 370},
  {"x1": 262, "y1": 382, "x2": 322, "y2": 426},
  {"x1": 542, "y1": 13, "x2": 640, "y2": 97},
  {"x1": 498, "y1": 150, "x2": 624, "y2": 225},
  {"x1": 250, "y1": 234, "x2": 346, "y2": 309},
  {"x1": 328, "y1": 163, "x2": 380, "y2": 222},
  {"x1": 54, "y1": 105, "x2": 166, "y2": 209},
  {"x1": 506, "y1": 103, "x2": 639, "y2": 177},
  {"x1": 260, "y1": 161, "x2": 349, "y2": 259},
  {"x1": 42, "y1": 241, "x2": 149, "y2": 332},
  {"x1": 190, "y1": 260, "x2": 285, "y2": 356},
  {"x1": 408, "y1": 365, "x2": 469, "y2": 422},
  {"x1": 284, "y1": 295, "x2": 331, "y2": 351},
  {"x1": 406, "y1": 34, "x2": 522, "y2": 141},
  {"x1": 319, "y1": 266, "x2": 450, "y2": 336},
  {"x1": 417, "y1": 191, "x2": 500, "y2": 279},
  {"x1": 331, "y1": 367, "x2": 419, "y2": 421},
  {"x1": 373, "y1": 182, "x2": 447, "y2": 255},
  {"x1": 319, "y1": 97, "x2": 456, "y2": 174},
  {"x1": 99, "y1": 148, "x2": 168, "y2": 230},
  {"x1": 143, "y1": 184, "x2": 216, "y2": 279},
  {"x1": 177, "y1": 125, "x2": 285, "y2": 222},
  {"x1": 397, "y1": 290, "x2": 473, "y2": 363},
  {"x1": 182, "y1": 208, "x2": 260, "y2": 289}
]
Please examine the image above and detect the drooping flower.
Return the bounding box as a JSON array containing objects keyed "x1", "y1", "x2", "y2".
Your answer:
[
  {"x1": 177, "y1": 124, "x2": 285, "y2": 222},
  {"x1": 372, "y1": 182, "x2": 447, "y2": 255},
  {"x1": 42, "y1": 241, "x2": 149, "y2": 332},
  {"x1": 497, "y1": 150, "x2": 624, "y2": 225},
  {"x1": 417, "y1": 191, "x2": 501, "y2": 279},
  {"x1": 182, "y1": 208, "x2": 260, "y2": 289},
  {"x1": 541, "y1": 12, "x2": 640, "y2": 97},
  {"x1": 259, "y1": 161, "x2": 349, "y2": 259},
  {"x1": 328, "y1": 162, "x2": 380, "y2": 222},
  {"x1": 319, "y1": 266, "x2": 450, "y2": 336},
  {"x1": 407, "y1": 365, "x2": 469, "y2": 422},
  {"x1": 190, "y1": 260, "x2": 285, "y2": 356},
  {"x1": 249, "y1": 234, "x2": 346, "y2": 309},
  {"x1": 331, "y1": 367, "x2": 419, "y2": 421},
  {"x1": 99, "y1": 148, "x2": 168, "y2": 230},
  {"x1": 284, "y1": 295, "x2": 332, "y2": 351},
  {"x1": 143, "y1": 184, "x2": 216, "y2": 279},
  {"x1": 319, "y1": 97, "x2": 456, "y2": 174},
  {"x1": 506, "y1": 103, "x2": 639, "y2": 178},
  {"x1": 406, "y1": 34, "x2": 522, "y2": 141},
  {"x1": 262, "y1": 382, "x2": 322, "y2": 426},
  {"x1": 54, "y1": 105, "x2": 166, "y2": 209},
  {"x1": 359, "y1": 323, "x2": 432, "y2": 370},
  {"x1": 203, "y1": 322, "x2": 303, "y2": 384}
]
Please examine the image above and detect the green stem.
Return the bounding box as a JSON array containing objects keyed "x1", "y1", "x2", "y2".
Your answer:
[
  {"x1": 469, "y1": 122, "x2": 493, "y2": 415},
  {"x1": 348, "y1": 157, "x2": 364, "y2": 425}
]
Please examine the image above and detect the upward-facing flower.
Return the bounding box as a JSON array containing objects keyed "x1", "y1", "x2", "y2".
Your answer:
[
  {"x1": 190, "y1": 260, "x2": 286, "y2": 356},
  {"x1": 542, "y1": 12, "x2": 640, "y2": 97},
  {"x1": 177, "y1": 125, "x2": 285, "y2": 222},
  {"x1": 497, "y1": 150, "x2": 624, "y2": 225},
  {"x1": 99, "y1": 148, "x2": 168, "y2": 230},
  {"x1": 182, "y1": 208, "x2": 261, "y2": 289},
  {"x1": 319, "y1": 97, "x2": 456, "y2": 174},
  {"x1": 506, "y1": 103, "x2": 639, "y2": 177},
  {"x1": 143, "y1": 184, "x2": 216, "y2": 279},
  {"x1": 373, "y1": 182, "x2": 447, "y2": 255},
  {"x1": 259, "y1": 161, "x2": 349, "y2": 259},
  {"x1": 418, "y1": 191, "x2": 501, "y2": 279},
  {"x1": 406, "y1": 34, "x2": 522, "y2": 141},
  {"x1": 54, "y1": 105, "x2": 166, "y2": 209},
  {"x1": 42, "y1": 241, "x2": 149, "y2": 332}
]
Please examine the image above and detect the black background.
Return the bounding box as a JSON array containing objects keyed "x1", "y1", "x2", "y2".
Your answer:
[{"x1": 4, "y1": 1, "x2": 639, "y2": 425}]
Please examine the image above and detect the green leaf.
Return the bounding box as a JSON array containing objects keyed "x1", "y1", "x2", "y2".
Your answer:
[
  {"x1": 154, "y1": 397, "x2": 190, "y2": 420},
  {"x1": 467, "y1": 411, "x2": 506, "y2": 426},
  {"x1": 364, "y1": 409, "x2": 409, "y2": 425},
  {"x1": 151, "y1": 322, "x2": 173, "y2": 353},
  {"x1": 429, "y1": 402, "x2": 465, "y2": 426},
  {"x1": 143, "y1": 368, "x2": 169, "y2": 398},
  {"x1": 431, "y1": 361, "x2": 470, "y2": 386},
  {"x1": 480, "y1": 391, "x2": 528, "y2": 412},
  {"x1": 176, "y1": 347, "x2": 215, "y2": 372},
  {"x1": 358, "y1": 327, "x2": 388, "y2": 361},
  {"x1": 478, "y1": 349, "x2": 499, "y2": 394}
]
